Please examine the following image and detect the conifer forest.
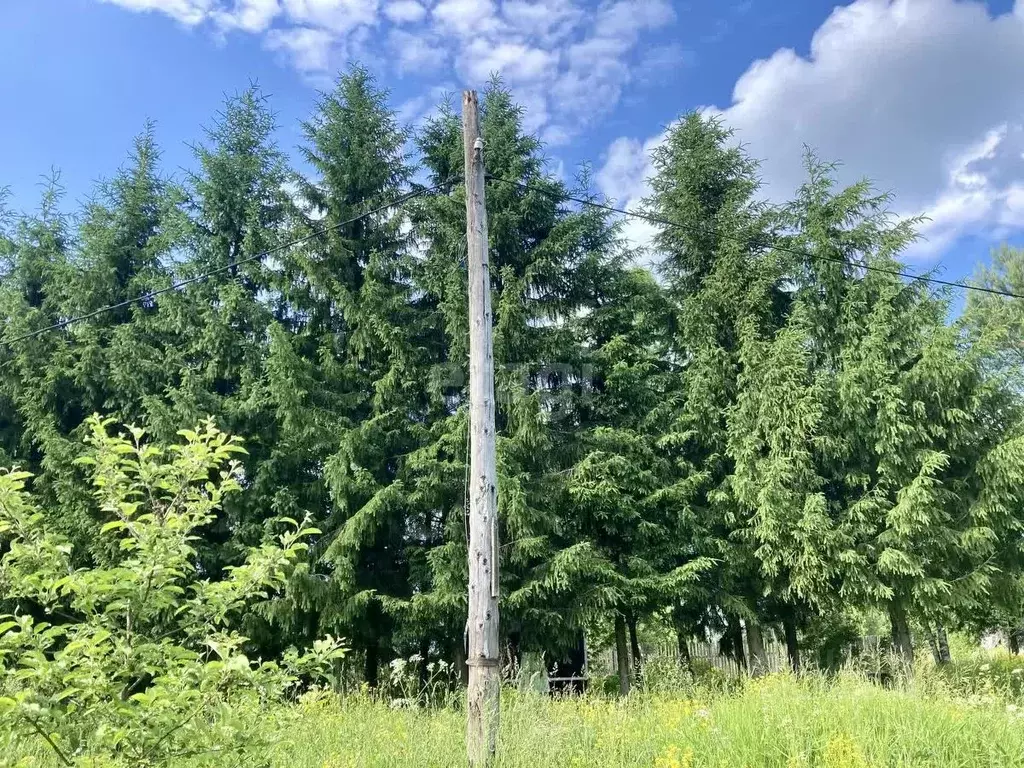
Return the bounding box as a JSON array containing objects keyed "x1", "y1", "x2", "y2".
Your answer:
[{"x1": 2, "y1": 68, "x2": 1024, "y2": 767}]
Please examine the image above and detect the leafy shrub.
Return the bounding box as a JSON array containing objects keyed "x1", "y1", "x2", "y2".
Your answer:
[
  {"x1": 636, "y1": 655, "x2": 695, "y2": 696},
  {"x1": 382, "y1": 654, "x2": 462, "y2": 708},
  {"x1": 686, "y1": 658, "x2": 740, "y2": 694},
  {"x1": 0, "y1": 417, "x2": 345, "y2": 766},
  {"x1": 598, "y1": 673, "x2": 622, "y2": 697},
  {"x1": 930, "y1": 649, "x2": 1024, "y2": 703}
]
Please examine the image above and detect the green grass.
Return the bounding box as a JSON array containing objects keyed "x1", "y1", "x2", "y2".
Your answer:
[
  {"x1": 6, "y1": 673, "x2": 1024, "y2": 767},
  {"x1": 262, "y1": 674, "x2": 1024, "y2": 768}
]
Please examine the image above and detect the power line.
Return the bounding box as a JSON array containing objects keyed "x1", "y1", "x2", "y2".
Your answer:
[
  {"x1": 5, "y1": 170, "x2": 1021, "y2": 348},
  {"x1": 2, "y1": 181, "x2": 451, "y2": 346},
  {"x1": 485, "y1": 174, "x2": 1024, "y2": 302}
]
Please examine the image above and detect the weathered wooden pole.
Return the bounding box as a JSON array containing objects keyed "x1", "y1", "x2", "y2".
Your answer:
[{"x1": 462, "y1": 89, "x2": 500, "y2": 767}]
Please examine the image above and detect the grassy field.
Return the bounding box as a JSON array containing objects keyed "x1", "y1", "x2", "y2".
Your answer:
[
  {"x1": 261, "y1": 674, "x2": 1024, "y2": 768},
  {"x1": 6, "y1": 672, "x2": 1024, "y2": 767}
]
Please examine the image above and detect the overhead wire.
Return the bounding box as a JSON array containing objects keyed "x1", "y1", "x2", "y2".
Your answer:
[
  {"x1": 484, "y1": 173, "x2": 1024, "y2": 302},
  {"x1": 4, "y1": 167, "x2": 1022, "y2": 350},
  {"x1": 1, "y1": 179, "x2": 454, "y2": 346}
]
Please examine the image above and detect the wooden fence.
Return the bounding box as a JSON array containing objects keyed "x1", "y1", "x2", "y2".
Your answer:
[{"x1": 592, "y1": 638, "x2": 791, "y2": 680}]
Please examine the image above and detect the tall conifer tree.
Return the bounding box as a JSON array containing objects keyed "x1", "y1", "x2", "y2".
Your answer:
[
  {"x1": 150, "y1": 86, "x2": 292, "y2": 577},
  {"x1": 260, "y1": 67, "x2": 423, "y2": 682},
  {"x1": 643, "y1": 113, "x2": 784, "y2": 660}
]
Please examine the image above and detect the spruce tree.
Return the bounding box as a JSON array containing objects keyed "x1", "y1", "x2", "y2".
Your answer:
[
  {"x1": 965, "y1": 245, "x2": 1024, "y2": 380},
  {"x1": 387, "y1": 82, "x2": 636, "y2": 674},
  {"x1": 0, "y1": 175, "x2": 93, "y2": 553},
  {"x1": 1, "y1": 129, "x2": 187, "y2": 566},
  {"x1": 69, "y1": 124, "x2": 186, "y2": 435},
  {"x1": 258, "y1": 67, "x2": 422, "y2": 683},
  {"x1": 564, "y1": 264, "x2": 712, "y2": 689},
  {"x1": 643, "y1": 113, "x2": 784, "y2": 661},
  {"x1": 0, "y1": 190, "x2": 17, "y2": 466},
  {"x1": 732, "y1": 158, "x2": 1024, "y2": 663},
  {"x1": 962, "y1": 246, "x2": 1024, "y2": 643},
  {"x1": 149, "y1": 86, "x2": 292, "y2": 578}
]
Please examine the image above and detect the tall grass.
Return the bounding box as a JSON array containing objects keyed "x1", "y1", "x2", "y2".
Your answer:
[
  {"x1": 5, "y1": 669, "x2": 1024, "y2": 766},
  {"x1": 265, "y1": 673, "x2": 1024, "y2": 768}
]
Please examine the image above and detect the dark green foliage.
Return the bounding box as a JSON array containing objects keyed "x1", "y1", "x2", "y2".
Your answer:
[
  {"x1": 643, "y1": 114, "x2": 786, "y2": 659},
  {"x1": 730, "y1": 155, "x2": 1024, "y2": 660},
  {"x1": 402, "y1": 82, "x2": 636, "y2": 662},
  {"x1": 1, "y1": 72, "x2": 1023, "y2": 683},
  {"x1": 268, "y1": 67, "x2": 423, "y2": 679}
]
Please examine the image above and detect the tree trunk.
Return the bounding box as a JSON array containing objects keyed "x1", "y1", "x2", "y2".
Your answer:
[
  {"x1": 783, "y1": 612, "x2": 801, "y2": 674},
  {"x1": 887, "y1": 601, "x2": 914, "y2": 667},
  {"x1": 746, "y1": 621, "x2": 770, "y2": 677},
  {"x1": 676, "y1": 630, "x2": 691, "y2": 667},
  {"x1": 505, "y1": 631, "x2": 522, "y2": 680},
  {"x1": 455, "y1": 629, "x2": 469, "y2": 687},
  {"x1": 419, "y1": 637, "x2": 431, "y2": 692},
  {"x1": 1010, "y1": 627, "x2": 1024, "y2": 655},
  {"x1": 615, "y1": 614, "x2": 631, "y2": 696},
  {"x1": 727, "y1": 615, "x2": 747, "y2": 670},
  {"x1": 364, "y1": 641, "x2": 380, "y2": 688},
  {"x1": 627, "y1": 614, "x2": 643, "y2": 684},
  {"x1": 935, "y1": 624, "x2": 951, "y2": 664},
  {"x1": 927, "y1": 626, "x2": 941, "y2": 665},
  {"x1": 332, "y1": 657, "x2": 345, "y2": 693}
]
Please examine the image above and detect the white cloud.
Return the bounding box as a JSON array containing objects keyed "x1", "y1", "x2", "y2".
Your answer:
[
  {"x1": 501, "y1": 0, "x2": 581, "y2": 41},
  {"x1": 265, "y1": 25, "x2": 336, "y2": 73},
  {"x1": 213, "y1": 0, "x2": 281, "y2": 32},
  {"x1": 718, "y1": 0, "x2": 1024, "y2": 259},
  {"x1": 549, "y1": 156, "x2": 567, "y2": 181},
  {"x1": 397, "y1": 82, "x2": 458, "y2": 128},
  {"x1": 432, "y1": 0, "x2": 500, "y2": 37},
  {"x1": 598, "y1": 136, "x2": 654, "y2": 205},
  {"x1": 457, "y1": 39, "x2": 558, "y2": 84},
  {"x1": 100, "y1": 0, "x2": 378, "y2": 44},
  {"x1": 96, "y1": 0, "x2": 677, "y2": 140},
  {"x1": 915, "y1": 123, "x2": 1024, "y2": 255},
  {"x1": 596, "y1": 133, "x2": 664, "y2": 256},
  {"x1": 280, "y1": 0, "x2": 379, "y2": 33},
  {"x1": 390, "y1": 29, "x2": 448, "y2": 74},
  {"x1": 383, "y1": 0, "x2": 426, "y2": 24},
  {"x1": 637, "y1": 42, "x2": 695, "y2": 78},
  {"x1": 98, "y1": 0, "x2": 213, "y2": 25},
  {"x1": 549, "y1": 0, "x2": 675, "y2": 131},
  {"x1": 101, "y1": 0, "x2": 281, "y2": 31},
  {"x1": 541, "y1": 124, "x2": 571, "y2": 147},
  {"x1": 592, "y1": 0, "x2": 674, "y2": 38},
  {"x1": 512, "y1": 87, "x2": 551, "y2": 134},
  {"x1": 600, "y1": 0, "x2": 1024, "y2": 261}
]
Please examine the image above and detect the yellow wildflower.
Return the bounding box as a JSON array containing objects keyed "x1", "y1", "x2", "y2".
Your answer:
[
  {"x1": 654, "y1": 744, "x2": 695, "y2": 768},
  {"x1": 822, "y1": 733, "x2": 869, "y2": 768}
]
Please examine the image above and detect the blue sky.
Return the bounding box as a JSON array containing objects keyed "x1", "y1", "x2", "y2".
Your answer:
[{"x1": 3, "y1": 0, "x2": 1024, "y2": 286}]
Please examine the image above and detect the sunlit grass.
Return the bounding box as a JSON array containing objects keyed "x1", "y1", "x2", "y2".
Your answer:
[
  {"x1": 266, "y1": 674, "x2": 1024, "y2": 768},
  {"x1": 5, "y1": 672, "x2": 1024, "y2": 766}
]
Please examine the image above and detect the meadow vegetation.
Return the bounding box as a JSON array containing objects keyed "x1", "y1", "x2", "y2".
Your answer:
[
  {"x1": 2, "y1": 64, "x2": 1024, "y2": 766},
  {"x1": 7, "y1": 667, "x2": 1024, "y2": 766}
]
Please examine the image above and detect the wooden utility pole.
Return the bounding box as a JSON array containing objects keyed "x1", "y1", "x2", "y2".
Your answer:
[{"x1": 463, "y1": 90, "x2": 500, "y2": 767}]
